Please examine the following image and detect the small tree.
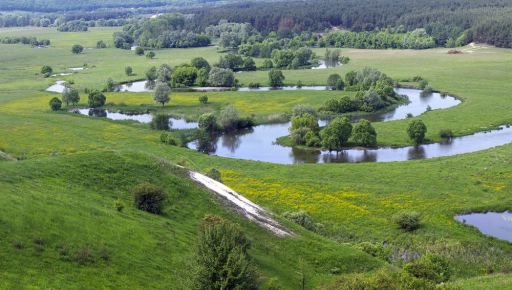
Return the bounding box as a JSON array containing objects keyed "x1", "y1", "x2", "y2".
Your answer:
[
  {"x1": 191, "y1": 57, "x2": 210, "y2": 71},
  {"x1": 125, "y1": 66, "x2": 133, "y2": 76},
  {"x1": 62, "y1": 87, "x2": 80, "y2": 106},
  {"x1": 146, "y1": 51, "x2": 155, "y2": 59},
  {"x1": 335, "y1": 79, "x2": 345, "y2": 90},
  {"x1": 153, "y1": 83, "x2": 171, "y2": 106},
  {"x1": 393, "y1": 211, "x2": 420, "y2": 232},
  {"x1": 132, "y1": 183, "x2": 166, "y2": 214},
  {"x1": 87, "y1": 90, "x2": 106, "y2": 108},
  {"x1": 268, "y1": 69, "x2": 285, "y2": 87},
  {"x1": 198, "y1": 113, "x2": 218, "y2": 132},
  {"x1": 352, "y1": 119, "x2": 377, "y2": 146},
  {"x1": 327, "y1": 74, "x2": 342, "y2": 89},
  {"x1": 194, "y1": 215, "x2": 257, "y2": 290},
  {"x1": 49, "y1": 97, "x2": 62, "y2": 111},
  {"x1": 407, "y1": 120, "x2": 427, "y2": 145},
  {"x1": 41, "y1": 65, "x2": 53, "y2": 78},
  {"x1": 150, "y1": 114, "x2": 170, "y2": 130},
  {"x1": 71, "y1": 44, "x2": 84, "y2": 54},
  {"x1": 96, "y1": 40, "x2": 107, "y2": 49},
  {"x1": 105, "y1": 78, "x2": 116, "y2": 92},
  {"x1": 220, "y1": 105, "x2": 241, "y2": 131},
  {"x1": 208, "y1": 67, "x2": 235, "y2": 87},
  {"x1": 145, "y1": 66, "x2": 158, "y2": 82},
  {"x1": 135, "y1": 46, "x2": 144, "y2": 56},
  {"x1": 198, "y1": 95, "x2": 208, "y2": 105},
  {"x1": 157, "y1": 64, "x2": 172, "y2": 83},
  {"x1": 320, "y1": 116, "x2": 352, "y2": 151}
]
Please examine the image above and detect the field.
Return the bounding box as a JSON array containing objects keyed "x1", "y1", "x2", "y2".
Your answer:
[{"x1": 1, "y1": 27, "x2": 512, "y2": 288}]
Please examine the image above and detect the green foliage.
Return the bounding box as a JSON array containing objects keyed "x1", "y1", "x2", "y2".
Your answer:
[
  {"x1": 49, "y1": 97, "x2": 62, "y2": 111},
  {"x1": 320, "y1": 116, "x2": 352, "y2": 151},
  {"x1": 268, "y1": 69, "x2": 284, "y2": 87},
  {"x1": 198, "y1": 113, "x2": 218, "y2": 133},
  {"x1": 153, "y1": 83, "x2": 171, "y2": 106},
  {"x1": 194, "y1": 215, "x2": 257, "y2": 290},
  {"x1": 206, "y1": 168, "x2": 222, "y2": 182},
  {"x1": 219, "y1": 105, "x2": 243, "y2": 131},
  {"x1": 199, "y1": 95, "x2": 208, "y2": 105},
  {"x1": 87, "y1": 90, "x2": 106, "y2": 108},
  {"x1": 352, "y1": 119, "x2": 377, "y2": 146},
  {"x1": 146, "y1": 51, "x2": 155, "y2": 59},
  {"x1": 160, "y1": 132, "x2": 178, "y2": 146},
  {"x1": 172, "y1": 65, "x2": 198, "y2": 87},
  {"x1": 404, "y1": 254, "x2": 451, "y2": 283},
  {"x1": 105, "y1": 78, "x2": 116, "y2": 92},
  {"x1": 62, "y1": 87, "x2": 80, "y2": 106},
  {"x1": 96, "y1": 40, "x2": 107, "y2": 49},
  {"x1": 393, "y1": 211, "x2": 421, "y2": 232},
  {"x1": 439, "y1": 129, "x2": 454, "y2": 138},
  {"x1": 290, "y1": 113, "x2": 319, "y2": 146},
  {"x1": 292, "y1": 104, "x2": 317, "y2": 118},
  {"x1": 157, "y1": 64, "x2": 172, "y2": 84},
  {"x1": 132, "y1": 183, "x2": 166, "y2": 215},
  {"x1": 218, "y1": 54, "x2": 244, "y2": 70},
  {"x1": 135, "y1": 47, "x2": 144, "y2": 56},
  {"x1": 71, "y1": 44, "x2": 84, "y2": 54},
  {"x1": 324, "y1": 30, "x2": 436, "y2": 49},
  {"x1": 145, "y1": 66, "x2": 158, "y2": 82},
  {"x1": 407, "y1": 120, "x2": 427, "y2": 145},
  {"x1": 191, "y1": 57, "x2": 211, "y2": 71},
  {"x1": 125, "y1": 66, "x2": 133, "y2": 76},
  {"x1": 327, "y1": 74, "x2": 342, "y2": 89},
  {"x1": 150, "y1": 114, "x2": 170, "y2": 130},
  {"x1": 114, "y1": 199, "x2": 125, "y2": 212},
  {"x1": 283, "y1": 211, "x2": 319, "y2": 232},
  {"x1": 40, "y1": 65, "x2": 52, "y2": 78},
  {"x1": 208, "y1": 67, "x2": 235, "y2": 87}
]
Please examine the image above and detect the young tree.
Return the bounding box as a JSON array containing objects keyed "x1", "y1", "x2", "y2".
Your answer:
[
  {"x1": 220, "y1": 105, "x2": 241, "y2": 131},
  {"x1": 194, "y1": 215, "x2": 257, "y2": 290},
  {"x1": 49, "y1": 97, "x2": 62, "y2": 111},
  {"x1": 96, "y1": 40, "x2": 107, "y2": 49},
  {"x1": 268, "y1": 69, "x2": 285, "y2": 87},
  {"x1": 352, "y1": 119, "x2": 377, "y2": 146},
  {"x1": 327, "y1": 74, "x2": 342, "y2": 89},
  {"x1": 153, "y1": 83, "x2": 171, "y2": 106},
  {"x1": 146, "y1": 51, "x2": 156, "y2": 59},
  {"x1": 208, "y1": 67, "x2": 235, "y2": 87},
  {"x1": 125, "y1": 66, "x2": 133, "y2": 76},
  {"x1": 320, "y1": 116, "x2": 352, "y2": 151},
  {"x1": 87, "y1": 90, "x2": 106, "y2": 108},
  {"x1": 191, "y1": 57, "x2": 211, "y2": 71},
  {"x1": 157, "y1": 64, "x2": 172, "y2": 83},
  {"x1": 198, "y1": 95, "x2": 208, "y2": 105},
  {"x1": 198, "y1": 113, "x2": 218, "y2": 132},
  {"x1": 62, "y1": 87, "x2": 80, "y2": 106},
  {"x1": 105, "y1": 78, "x2": 116, "y2": 92},
  {"x1": 407, "y1": 120, "x2": 427, "y2": 145},
  {"x1": 41, "y1": 65, "x2": 53, "y2": 78},
  {"x1": 71, "y1": 44, "x2": 84, "y2": 54},
  {"x1": 146, "y1": 66, "x2": 158, "y2": 82},
  {"x1": 196, "y1": 68, "x2": 210, "y2": 86},
  {"x1": 135, "y1": 46, "x2": 144, "y2": 56},
  {"x1": 171, "y1": 65, "x2": 198, "y2": 87}
]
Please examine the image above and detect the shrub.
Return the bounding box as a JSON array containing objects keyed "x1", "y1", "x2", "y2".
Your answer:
[
  {"x1": 418, "y1": 79, "x2": 429, "y2": 89},
  {"x1": 283, "y1": 210, "x2": 318, "y2": 232},
  {"x1": 352, "y1": 119, "x2": 377, "y2": 146},
  {"x1": 393, "y1": 211, "x2": 421, "y2": 231},
  {"x1": 49, "y1": 97, "x2": 62, "y2": 111},
  {"x1": 248, "y1": 82, "x2": 260, "y2": 88},
  {"x1": 125, "y1": 66, "x2": 133, "y2": 76},
  {"x1": 132, "y1": 183, "x2": 166, "y2": 214},
  {"x1": 105, "y1": 78, "x2": 116, "y2": 92},
  {"x1": 146, "y1": 51, "x2": 155, "y2": 59},
  {"x1": 335, "y1": 79, "x2": 345, "y2": 90},
  {"x1": 206, "y1": 168, "x2": 222, "y2": 182},
  {"x1": 292, "y1": 104, "x2": 317, "y2": 117},
  {"x1": 71, "y1": 44, "x2": 84, "y2": 54},
  {"x1": 404, "y1": 254, "x2": 451, "y2": 283},
  {"x1": 160, "y1": 132, "x2": 178, "y2": 145},
  {"x1": 268, "y1": 69, "x2": 284, "y2": 87},
  {"x1": 296, "y1": 80, "x2": 303, "y2": 88},
  {"x1": 220, "y1": 105, "x2": 240, "y2": 131},
  {"x1": 423, "y1": 84, "x2": 433, "y2": 94},
  {"x1": 135, "y1": 46, "x2": 144, "y2": 55},
  {"x1": 407, "y1": 120, "x2": 427, "y2": 145},
  {"x1": 87, "y1": 91, "x2": 106, "y2": 108},
  {"x1": 41, "y1": 65, "x2": 53, "y2": 77},
  {"x1": 198, "y1": 113, "x2": 218, "y2": 132},
  {"x1": 199, "y1": 95, "x2": 208, "y2": 104},
  {"x1": 439, "y1": 129, "x2": 454, "y2": 138},
  {"x1": 96, "y1": 40, "x2": 107, "y2": 48},
  {"x1": 356, "y1": 242, "x2": 390, "y2": 260},
  {"x1": 327, "y1": 73, "x2": 342, "y2": 89},
  {"x1": 114, "y1": 199, "x2": 125, "y2": 212},
  {"x1": 150, "y1": 114, "x2": 170, "y2": 130}
]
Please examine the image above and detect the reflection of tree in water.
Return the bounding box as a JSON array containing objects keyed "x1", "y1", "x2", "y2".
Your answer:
[
  {"x1": 321, "y1": 149, "x2": 377, "y2": 163},
  {"x1": 221, "y1": 128, "x2": 254, "y2": 153},
  {"x1": 88, "y1": 108, "x2": 107, "y2": 117},
  {"x1": 145, "y1": 80, "x2": 156, "y2": 89},
  {"x1": 196, "y1": 132, "x2": 218, "y2": 154},
  {"x1": 407, "y1": 146, "x2": 426, "y2": 160},
  {"x1": 290, "y1": 147, "x2": 321, "y2": 164}
]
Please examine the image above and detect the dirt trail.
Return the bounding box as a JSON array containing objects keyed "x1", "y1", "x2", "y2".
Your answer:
[
  {"x1": 189, "y1": 171, "x2": 294, "y2": 237},
  {"x1": 0, "y1": 151, "x2": 16, "y2": 161}
]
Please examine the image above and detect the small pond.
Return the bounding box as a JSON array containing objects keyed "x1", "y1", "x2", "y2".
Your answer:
[
  {"x1": 456, "y1": 212, "x2": 512, "y2": 243},
  {"x1": 72, "y1": 109, "x2": 198, "y2": 130}
]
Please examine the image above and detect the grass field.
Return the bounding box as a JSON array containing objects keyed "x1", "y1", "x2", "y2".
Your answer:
[{"x1": 1, "y1": 27, "x2": 512, "y2": 288}]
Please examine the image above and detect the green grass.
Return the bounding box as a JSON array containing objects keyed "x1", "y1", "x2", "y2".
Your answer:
[
  {"x1": 1, "y1": 27, "x2": 512, "y2": 288},
  {"x1": 450, "y1": 274, "x2": 512, "y2": 290}
]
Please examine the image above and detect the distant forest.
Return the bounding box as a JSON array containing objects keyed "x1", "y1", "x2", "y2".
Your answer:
[{"x1": 186, "y1": 0, "x2": 512, "y2": 47}]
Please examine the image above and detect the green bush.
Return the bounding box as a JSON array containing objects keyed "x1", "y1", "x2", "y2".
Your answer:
[
  {"x1": 132, "y1": 183, "x2": 166, "y2": 214},
  {"x1": 198, "y1": 113, "x2": 218, "y2": 132},
  {"x1": 114, "y1": 199, "x2": 125, "y2": 212},
  {"x1": 283, "y1": 210, "x2": 319, "y2": 232},
  {"x1": 439, "y1": 129, "x2": 454, "y2": 138},
  {"x1": 393, "y1": 211, "x2": 421, "y2": 231},
  {"x1": 206, "y1": 168, "x2": 222, "y2": 182},
  {"x1": 160, "y1": 132, "x2": 178, "y2": 145},
  {"x1": 198, "y1": 95, "x2": 208, "y2": 104},
  {"x1": 49, "y1": 97, "x2": 62, "y2": 111},
  {"x1": 150, "y1": 114, "x2": 170, "y2": 131},
  {"x1": 87, "y1": 91, "x2": 106, "y2": 108},
  {"x1": 135, "y1": 46, "x2": 144, "y2": 55},
  {"x1": 404, "y1": 254, "x2": 451, "y2": 283},
  {"x1": 41, "y1": 65, "x2": 53, "y2": 77}
]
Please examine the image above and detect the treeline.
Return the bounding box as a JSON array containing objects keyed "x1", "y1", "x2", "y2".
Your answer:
[
  {"x1": 114, "y1": 14, "x2": 210, "y2": 49},
  {"x1": 0, "y1": 0, "x2": 172, "y2": 12},
  {"x1": 187, "y1": 0, "x2": 512, "y2": 48},
  {"x1": 0, "y1": 36, "x2": 50, "y2": 46},
  {"x1": 322, "y1": 29, "x2": 436, "y2": 49},
  {"x1": 0, "y1": 13, "x2": 129, "y2": 29}
]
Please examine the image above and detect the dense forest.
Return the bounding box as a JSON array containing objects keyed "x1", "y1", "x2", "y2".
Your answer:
[{"x1": 187, "y1": 0, "x2": 512, "y2": 48}]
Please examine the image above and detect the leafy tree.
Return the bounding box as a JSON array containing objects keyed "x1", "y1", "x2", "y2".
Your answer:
[
  {"x1": 292, "y1": 104, "x2": 317, "y2": 117},
  {"x1": 327, "y1": 74, "x2": 342, "y2": 89},
  {"x1": 393, "y1": 211, "x2": 421, "y2": 232},
  {"x1": 41, "y1": 65, "x2": 53, "y2": 78},
  {"x1": 345, "y1": 70, "x2": 357, "y2": 86},
  {"x1": 352, "y1": 119, "x2": 377, "y2": 146},
  {"x1": 125, "y1": 66, "x2": 133, "y2": 76},
  {"x1": 135, "y1": 46, "x2": 144, "y2": 56},
  {"x1": 243, "y1": 57, "x2": 256, "y2": 71},
  {"x1": 268, "y1": 69, "x2": 285, "y2": 87},
  {"x1": 335, "y1": 79, "x2": 345, "y2": 90},
  {"x1": 62, "y1": 87, "x2": 80, "y2": 106},
  {"x1": 218, "y1": 54, "x2": 244, "y2": 70},
  {"x1": 289, "y1": 113, "x2": 319, "y2": 146},
  {"x1": 145, "y1": 66, "x2": 158, "y2": 82},
  {"x1": 208, "y1": 67, "x2": 235, "y2": 87},
  {"x1": 172, "y1": 65, "x2": 198, "y2": 87},
  {"x1": 157, "y1": 64, "x2": 172, "y2": 83},
  {"x1": 320, "y1": 116, "x2": 352, "y2": 151},
  {"x1": 191, "y1": 57, "x2": 211, "y2": 71},
  {"x1": 96, "y1": 40, "x2": 107, "y2": 49},
  {"x1": 87, "y1": 90, "x2": 106, "y2": 108},
  {"x1": 220, "y1": 105, "x2": 241, "y2": 131},
  {"x1": 150, "y1": 114, "x2": 170, "y2": 130},
  {"x1": 199, "y1": 95, "x2": 208, "y2": 104},
  {"x1": 262, "y1": 59, "x2": 273, "y2": 69},
  {"x1": 290, "y1": 113, "x2": 319, "y2": 132},
  {"x1": 132, "y1": 183, "x2": 166, "y2": 215},
  {"x1": 196, "y1": 68, "x2": 210, "y2": 86},
  {"x1": 146, "y1": 51, "x2": 155, "y2": 59},
  {"x1": 198, "y1": 113, "x2": 218, "y2": 132},
  {"x1": 49, "y1": 97, "x2": 62, "y2": 111},
  {"x1": 71, "y1": 44, "x2": 84, "y2": 54},
  {"x1": 153, "y1": 83, "x2": 171, "y2": 106},
  {"x1": 194, "y1": 215, "x2": 257, "y2": 290},
  {"x1": 105, "y1": 78, "x2": 116, "y2": 92},
  {"x1": 407, "y1": 120, "x2": 427, "y2": 145}
]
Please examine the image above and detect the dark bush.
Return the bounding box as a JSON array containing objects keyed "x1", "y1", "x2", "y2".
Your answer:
[
  {"x1": 133, "y1": 183, "x2": 166, "y2": 214},
  {"x1": 393, "y1": 211, "x2": 421, "y2": 231},
  {"x1": 87, "y1": 91, "x2": 106, "y2": 108},
  {"x1": 439, "y1": 129, "x2": 454, "y2": 138},
  {"x1": 283, "y1": 210, "x2": 319, "y2": 232},
  {"x1": 206, "y1": 168, "x2": 222, "y2": 182},
  {"x1": 49, "y1": 97, "x2": 62, "y2": 111},
  {"x1": 199, "y1": 95, "x2": 208, "y2": 104}
]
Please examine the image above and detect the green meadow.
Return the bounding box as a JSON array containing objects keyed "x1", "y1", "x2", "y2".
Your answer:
[{"x1": 1, "y1": 27, "x2": 512, "y2": 288}]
